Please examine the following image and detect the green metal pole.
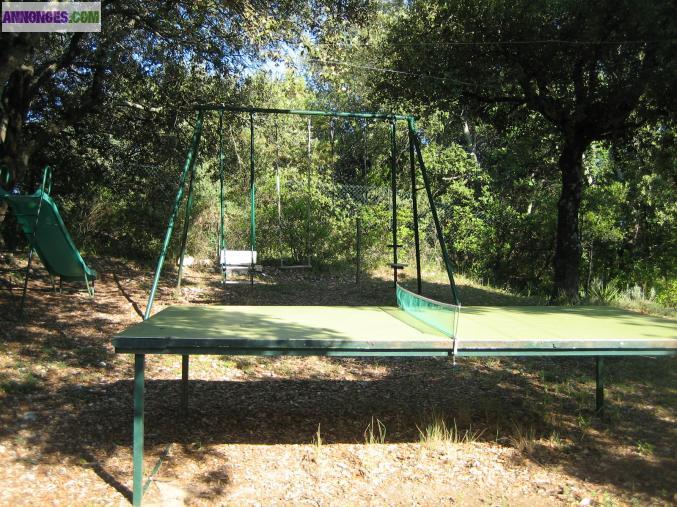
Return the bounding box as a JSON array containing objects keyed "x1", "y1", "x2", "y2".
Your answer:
[
  {"x1": 144, "y1": 112, "x2": 204, "y2": 320},
  {"x1": 390, "y1": 120, "x2": 398, "y2": 288},
  {"x1": 19, "y1": 166, "x2": 51, "y2": 319},
  {"x1": 218, "y1": 111, "x2": 225, "y2": 261},
  {"x1": 306, "y1": 118, "x2": 312, "y2": 267},
  {"x1": 19, "y1": 249, "x2": 35, "y2": 319},
  {"x1": 275, "y1": 116, "x2": 284, "y2": 267},
  {"x1": 181, "y1": 354, "x2": 189, "y2": 414},
  {"x1": 407, "y1": 119, "x2": 422, "y2": 295},
  {"x1": 411, "y1": 127, "x2": 460, "y2": 305},
  {"x1": 361, "y1": 120, "x2": 368, "y2": 178},
  {"x1": 132, "y1": 354, "x2": 145, "y2": 506},
  {"x1": 249, "y1": 112, "x2": 256, "y2": 286},
  {"x1": 176, "y1": 162, "x2": 197, "y2": 290},
  {"x1": 595, "y1": 357, "x2": 604, "y2": 415}
]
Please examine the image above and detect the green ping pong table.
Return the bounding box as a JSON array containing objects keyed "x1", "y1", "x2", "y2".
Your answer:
[{"x1": 113, "y1": 299, "x2": 676, "y2": 506}]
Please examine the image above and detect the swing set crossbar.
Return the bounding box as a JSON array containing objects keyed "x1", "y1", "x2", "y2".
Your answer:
[{"x1": 195, "y1": 104, "x2": 413, "y2": 122}]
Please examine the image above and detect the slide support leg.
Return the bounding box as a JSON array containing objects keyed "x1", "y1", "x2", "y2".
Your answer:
[
  {"x1": 84, "y1": 274, "x2": 94, "y2": 298},
  {"x1": 181, "y1": 355, "x2": 189, "y2": 414},
  {"x1": 133, "y1": 354, "x2": 145, "y2": 506},
  {"x1": 18, "y1": 248, "x2": 34, "y2": 319},
  {"x1": 595, "y1": 357, "x2": 604, "y2": 416}
]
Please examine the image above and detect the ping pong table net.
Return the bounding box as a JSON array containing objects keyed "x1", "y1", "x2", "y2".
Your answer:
[{"x1": 396, "y1": 284, "x2": 460, "y2": 338}]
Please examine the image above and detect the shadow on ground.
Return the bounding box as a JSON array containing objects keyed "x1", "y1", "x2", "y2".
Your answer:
[
  {"x1": 0, "y1": 257, "x2": 675, "y2": 504},
  {"x1": 1, "y1": 355, "x2": 675, "y2": 503}
]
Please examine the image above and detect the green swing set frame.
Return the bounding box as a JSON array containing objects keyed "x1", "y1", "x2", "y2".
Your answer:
[{"x1": 145, "y1": 105, "x2": 460, "y2": 320}]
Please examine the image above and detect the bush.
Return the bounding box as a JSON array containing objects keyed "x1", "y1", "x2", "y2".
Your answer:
[{"x1": 656, "y1": 279, "x2": 677, "y2": 309}]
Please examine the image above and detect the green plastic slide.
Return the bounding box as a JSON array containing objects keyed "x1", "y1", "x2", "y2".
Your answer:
[{"x1": 0, "y1": 184, "x2": 97, "y2": 285}]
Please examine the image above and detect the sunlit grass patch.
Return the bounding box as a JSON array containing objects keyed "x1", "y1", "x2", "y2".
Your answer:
[
  {"x1": 364, "y1": 417, "x2": 387, "y2": 444},
  {"x1": 417, "y1": 413, "x2": 484, "y2": 447}
]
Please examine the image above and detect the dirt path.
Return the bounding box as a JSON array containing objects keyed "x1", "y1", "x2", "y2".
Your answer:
[{"x1": 0, "y1": 259, "x2": 675, "y2": 506}]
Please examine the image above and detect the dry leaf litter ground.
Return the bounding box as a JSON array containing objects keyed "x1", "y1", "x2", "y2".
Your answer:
[{"x1": 0, "y1": 256, "x2": 675, "y2": 506}]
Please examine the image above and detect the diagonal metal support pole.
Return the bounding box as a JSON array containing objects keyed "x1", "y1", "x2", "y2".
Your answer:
[
  {"x1": 144, "y1": 112, "x2": 204, "y2": 320},
  {"x1": 411, "y1": 128, "x2": 460, "y2": 305},
  {"x1": 408, "y1": 119, "x2": 422, "y2": 295}
]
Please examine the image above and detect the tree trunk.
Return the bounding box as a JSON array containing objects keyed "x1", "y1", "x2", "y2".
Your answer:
[
  {"x1": 553, "y1": 136, "x2": 587, "y2": 302},
  {"x1": 1, "y1": 69, "x2": 33, "y2": 186}
]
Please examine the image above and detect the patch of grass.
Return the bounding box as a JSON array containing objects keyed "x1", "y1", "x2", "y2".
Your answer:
[
  {"x1": 547, "y1": 430, "x2": 564, "y2": 448},
  {"x1": 508, "y1": 424, "x2": 537, "y2": 454},
  {"x1": 417, "y1": 414, "x2": 484, "y2": 446},
  {"x1": 485, "y1": 358, "x2": 501, "y2": 368},
  {"x1": 614, "y1": 297, "x2": 674, "y2": 318},
  {"x1": 313, "y1": 423, "x2": 322, "y2": 447},
  {"x1": 221, "y1": 358, "x2": 237, "y2": 369},
  {"x1": 635, "y1": 440, "x2": 655, "y2": 456},
  {"x1": 576, "y1": 414, "x2": 591, "y2": 431},
  {"x1": 270, "y1": 360, "x2": 299, "y2": 377},
  {"x1": 598, "y1": 492, "x2": 619, "y2": 507},
  {"x1": 0, "y1": 372, "x2": 41, "y2": 395},
  {"x1": 364, "y1": 417, "x2": 387, "y2": 444},
  {"x1": 233, "y1": 357, "x2": 263, "y2": 374}
]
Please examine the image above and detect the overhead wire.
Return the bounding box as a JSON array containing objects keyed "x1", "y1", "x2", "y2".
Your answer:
[
  {"x1": 311, "y1": 38, "x2": 676, "y2": 48},
  {"x1": 308, "y1": 58, "x2": 504, "y2": 89}
]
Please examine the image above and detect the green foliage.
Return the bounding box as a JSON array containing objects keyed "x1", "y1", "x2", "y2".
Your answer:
[
  {"x1": 655, "y1": 280, "x2": 677, "y2": 308},
  {"x1": 588, "y1": 279, "x2": 620, "y2": 305},
  {"x1": 1, "y1": 1, "x2": 674, "y2": 306},
  {"x1": 374, "y1": 0, "x2": 677, "y2": 300}
]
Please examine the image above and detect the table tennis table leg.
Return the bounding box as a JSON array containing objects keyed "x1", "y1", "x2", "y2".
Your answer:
[
  {"x1": 181, "y1": 355, "x2": 189, "y2": 414},
  {"x1": 595, "y1": 357, "x2": 604, "y2": 416},
  {"x1": 133, "y1": 354, "x2": 145, "y2": 506}
]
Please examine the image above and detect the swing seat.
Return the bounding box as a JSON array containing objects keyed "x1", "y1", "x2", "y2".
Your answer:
[{"x1": 220, "y1": 249, "x2": 261, "y2": 272}]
